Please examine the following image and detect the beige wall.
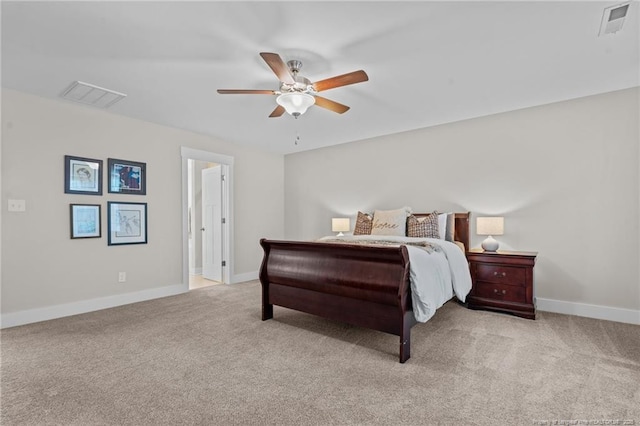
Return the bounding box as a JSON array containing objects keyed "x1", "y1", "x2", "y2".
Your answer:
[
  {"x1": 2, "y1": 87, "x2": 638, "y2": 322},
  {"x1": 285, "y1": 88, "x2": 640, "y2": 312},
  {"x1": 1, "y1": 89, "x2": 284, "y2": 315}
]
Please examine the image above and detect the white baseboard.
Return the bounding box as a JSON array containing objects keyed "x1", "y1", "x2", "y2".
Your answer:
[
  {"x1": 232, "y1": 271, "x2": 258, "y2": 284},
  {"x1": 3, "y1": 284, "x2": 636, "y2": 328},
  {"x1": 536, "y1": 297, "x2": 640, "y2": 325},
  {"x1": 1, "y1": 284, "x2": 188, "y2": 329}
]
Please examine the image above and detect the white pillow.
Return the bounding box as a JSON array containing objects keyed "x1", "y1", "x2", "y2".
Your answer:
[
  {"x1": 438, "y1": 213, "x2": 448, "y2": 240},
  {"x1": 371, "y1": 207, "x2": 412, "y2": 236},
  {"x1": 438, "y1": 212, "x2": 455, "y2": 241}
]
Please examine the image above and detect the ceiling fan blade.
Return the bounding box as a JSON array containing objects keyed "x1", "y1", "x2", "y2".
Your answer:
[
  {"x1": 312, "y1": 70, "x2": 369, "y2": 92},
  {"x1": 217, "y1": 89, "x2": 276, "y2": 95},
  {"x1": 260, "y1": 52, "x2": 295, "y2": 85},
  {"x1": 269, "y1": 105, "x2": 285, "y2": 118},
  {"x1": 314, "y1": 96, "x2": 350, "y2": 114}
]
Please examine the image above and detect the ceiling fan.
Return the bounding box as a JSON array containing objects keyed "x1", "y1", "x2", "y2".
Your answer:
[{"x1": 217, "y1": 52, "x2": 369, "y2": 118}]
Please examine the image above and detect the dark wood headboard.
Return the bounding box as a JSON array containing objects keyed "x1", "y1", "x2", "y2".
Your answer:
[{"x1": 411, "y1": 212, "x2": 471, "y2": 254}]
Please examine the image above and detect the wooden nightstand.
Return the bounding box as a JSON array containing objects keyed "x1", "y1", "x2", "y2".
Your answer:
[{"x1": 466, "y1": 249, "x2": 537, "y2": 320}]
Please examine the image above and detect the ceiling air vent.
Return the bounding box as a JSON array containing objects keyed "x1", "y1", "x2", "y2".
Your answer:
[
  {"x1": 61, "y1": 81, "x2": 127, "y2": 109},
  {"x1": 599, "y1": 3, "x2": 630, "y2": 36}
]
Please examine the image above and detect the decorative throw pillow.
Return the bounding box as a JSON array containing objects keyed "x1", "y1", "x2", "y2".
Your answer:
[
  {"x1": 371, "y1": 207, "x2": 411, "y2": 236},
  {"x1": 353, "y1": 211, "x2": 373, "y2": 235},
  {"x1": 407, "y1": 211, "x2": 440, "y2": 238}
]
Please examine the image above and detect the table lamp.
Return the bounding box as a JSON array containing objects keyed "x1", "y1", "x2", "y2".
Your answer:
[
  {"x1": 332, "y1": 218, "x2": 350, "y2": 237},
  {"x1": 476, "y1": 217, "x2": 504, "y2": 252}
]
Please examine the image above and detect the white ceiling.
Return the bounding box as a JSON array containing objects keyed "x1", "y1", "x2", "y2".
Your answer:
[{"x1": 2, "y1": 1, "x2": 639, "y2": 155}]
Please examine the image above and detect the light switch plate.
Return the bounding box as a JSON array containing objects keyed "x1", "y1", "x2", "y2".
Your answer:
[{"x1": 8, "y1": 199, "x2": 26, "y2": 212}]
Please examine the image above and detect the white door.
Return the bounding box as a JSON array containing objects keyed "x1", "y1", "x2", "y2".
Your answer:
[{"x1": 202, "y1": 166, "x2": 222, "y2": 282}]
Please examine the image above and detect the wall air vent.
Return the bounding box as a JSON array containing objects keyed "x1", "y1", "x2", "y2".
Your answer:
[
  {"x1": 60, "y1": 81, "x2": 127, "y2": 108},
  {"x1": 599, "y1": 2, "x2": 630, "y2": 36}
]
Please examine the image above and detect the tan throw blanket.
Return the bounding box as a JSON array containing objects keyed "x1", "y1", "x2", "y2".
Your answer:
[{"x1": 319, "y1": 238, "x2": 441, "y2": 254}]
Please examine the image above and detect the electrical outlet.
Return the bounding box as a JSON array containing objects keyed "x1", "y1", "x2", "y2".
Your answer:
[
  {"x1": 118, "y1": 272, "x2": 126, "y2": 283},
  {"x1": 8, "y1": 199, "x2": 26, "y2": 212}
]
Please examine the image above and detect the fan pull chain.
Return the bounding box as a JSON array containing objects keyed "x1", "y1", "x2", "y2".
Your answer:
[{"x1": 294, "y1": 120, "x2": 300, "y2": 146}]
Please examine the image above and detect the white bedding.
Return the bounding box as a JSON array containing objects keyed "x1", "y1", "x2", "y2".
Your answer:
[{"x1": 318, "y1": 235, "x2": 472, "y2": 323}]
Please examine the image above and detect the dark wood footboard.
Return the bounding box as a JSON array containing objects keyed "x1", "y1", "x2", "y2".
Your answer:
[{"x1": 259, "y1": 239, "x2": 416, "y2": 363}]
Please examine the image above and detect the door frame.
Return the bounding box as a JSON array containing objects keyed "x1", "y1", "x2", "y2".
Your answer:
[{"x1": 181, "y1": 147, "x2": 233, "y2": 286}]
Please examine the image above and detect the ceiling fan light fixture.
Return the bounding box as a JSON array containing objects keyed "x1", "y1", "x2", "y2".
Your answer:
[
  {"x1": 276, "y1": 92, "x2": 315, "y2": 117},
  {"x1": 218, "y1": 52, "x2": 367, "y2": 118}
]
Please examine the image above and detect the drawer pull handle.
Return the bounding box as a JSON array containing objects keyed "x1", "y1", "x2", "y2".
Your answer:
[
  {"x1": 493, "y1": 289, "x2": 507, "y2": 295},
  {"x1": 493, "y1": 271, "x2": 507, "y2": 277}
]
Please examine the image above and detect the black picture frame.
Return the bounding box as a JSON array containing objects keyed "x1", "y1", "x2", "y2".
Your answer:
[
  {"x1": 64, "y1": 155, "x2": 103, "y2": 195},
  {"x1": 70, "y1": 204, "x2": 101, "y2": 239},
  {"x1": 107, "y1": 201, "x2": 148, "y2": 245},
  {"x1": 108, "y1": 158, "x2": 146, "y2": 195}
]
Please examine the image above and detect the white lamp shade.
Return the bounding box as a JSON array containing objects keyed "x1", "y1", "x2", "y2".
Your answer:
[
  {"x1": 276, "y1": 93, "x2": 315, "y2": 116},
  {"x1": 476, "y1": 217, "x2": 504, "y2": 236},
  {"x1": 332, "y1": 218, "x2": 350, "y2": 233}
]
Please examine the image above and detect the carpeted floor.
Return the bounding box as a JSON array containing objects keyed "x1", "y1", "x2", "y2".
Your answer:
[{"x1": 1, "y1": 280, "x2": 639, "y2": 425}]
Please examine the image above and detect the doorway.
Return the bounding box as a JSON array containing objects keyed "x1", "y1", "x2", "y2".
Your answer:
[
  {"x1": 181, "y1": 147, "x2": 233, "y2": 290},
  {"x1": 187, "y1": 160, "x2": 222, "y2": 289},
  {"x1": 201, "y1": 165, "x2": 223, "y2": 283}
]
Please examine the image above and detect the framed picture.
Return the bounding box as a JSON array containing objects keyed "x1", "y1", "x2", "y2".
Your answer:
[
  {"x1": 70, "y1": 204, "x2": 101, "y2": 239},
  {"x1": 108, "y1": 158, "x2": 146, "y2": 195},
  {"x1": 65, "y1": 155, "x2": 103, "y2": 195},
  {"x1": 108, "y1": 202, "x2": 147, "y2": 245}
]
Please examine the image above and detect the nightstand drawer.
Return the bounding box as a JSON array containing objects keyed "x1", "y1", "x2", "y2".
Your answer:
[
  {"x1": 473, "y1": 282, "x2": 526, "y2": 304},
  {"x1": 476, "y1": 264, "x2": 525, "y2": 286}
]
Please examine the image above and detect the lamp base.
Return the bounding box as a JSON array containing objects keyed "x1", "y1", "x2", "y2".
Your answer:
[
  {"x1": 481, "y1": 235, "x2": 499, "y2": 252},
  {"x1": 336, "y1": 232, "x2": 344, "y2": 237}
]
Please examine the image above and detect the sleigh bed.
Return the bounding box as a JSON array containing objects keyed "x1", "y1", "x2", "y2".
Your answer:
[{"x1": 259, "y1": 212, "x2": 471, "y2": 363}]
